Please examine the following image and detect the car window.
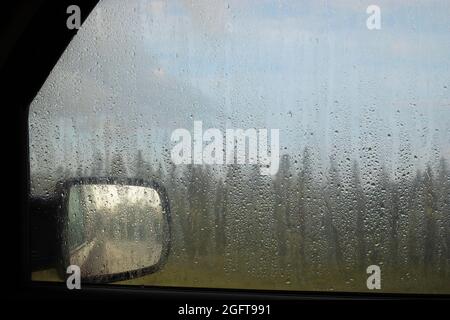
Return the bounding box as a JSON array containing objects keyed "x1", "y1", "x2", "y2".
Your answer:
[{"x1": 29, "y1": 0, "x2": 450, "y2": 293}]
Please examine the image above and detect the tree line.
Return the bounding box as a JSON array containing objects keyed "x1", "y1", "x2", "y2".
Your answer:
[{"x1": 50, "y1": 148, "x2": 450, "y2": 292}]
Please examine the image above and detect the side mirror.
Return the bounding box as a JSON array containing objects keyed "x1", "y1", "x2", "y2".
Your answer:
[{"x1": 58, "y1": 178, "x2": 171, "y2": 283}]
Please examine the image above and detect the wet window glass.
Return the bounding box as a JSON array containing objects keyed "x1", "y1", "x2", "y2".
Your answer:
[{"x1": 29, "y1": 0, "x2": 450, "y2": 293}]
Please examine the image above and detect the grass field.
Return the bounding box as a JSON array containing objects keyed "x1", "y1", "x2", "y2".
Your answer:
[{"x1": 32, "y1": 253, "x2": 449, "y2": 294}]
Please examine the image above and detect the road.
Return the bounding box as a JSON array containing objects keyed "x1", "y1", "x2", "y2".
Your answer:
[{"x1": 71, "y1": 237, "x2": 162, "y2": 278}]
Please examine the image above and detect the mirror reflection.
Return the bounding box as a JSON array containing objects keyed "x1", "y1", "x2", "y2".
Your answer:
[{"x1": 67, "y1": 184, "x2": 164, "y2": 279}]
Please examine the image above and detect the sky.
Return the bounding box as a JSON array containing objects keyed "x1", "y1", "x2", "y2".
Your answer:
[{"x1": 29, "y1": 0, "x2": 450, "y2": 195}]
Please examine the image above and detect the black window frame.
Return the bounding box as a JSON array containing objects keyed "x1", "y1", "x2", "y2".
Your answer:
[{"x1": 5, "y1": 0, "x2": 449, "y2": 301}]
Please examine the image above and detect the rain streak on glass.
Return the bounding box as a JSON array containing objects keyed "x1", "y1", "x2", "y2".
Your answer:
[{"x1": 29, "y1": 0, "x2": 450, "y2": 292}]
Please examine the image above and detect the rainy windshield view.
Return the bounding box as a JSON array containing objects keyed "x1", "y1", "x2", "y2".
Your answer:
[{"x1": 29, "y1": 0, "x2": 449, "y2": 294}]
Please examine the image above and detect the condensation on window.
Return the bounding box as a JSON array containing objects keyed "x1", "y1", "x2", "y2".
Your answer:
[{"x1": 29, "y1": 0, "x2": 450, "y2": 293}]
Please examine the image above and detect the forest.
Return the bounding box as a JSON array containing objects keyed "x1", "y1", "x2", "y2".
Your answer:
[{"x1": 42, "y1": 146, "x2": 450, "y2": 293}]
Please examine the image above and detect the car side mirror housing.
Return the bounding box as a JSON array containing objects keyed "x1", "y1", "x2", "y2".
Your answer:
[{"x1": 57, "y1": 177, "x2": 171, "y2": 283}]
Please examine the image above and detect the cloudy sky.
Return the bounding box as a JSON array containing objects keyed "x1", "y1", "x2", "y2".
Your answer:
[{"x1": 30, "y1": 0, "x2": 450, "y2": 194}]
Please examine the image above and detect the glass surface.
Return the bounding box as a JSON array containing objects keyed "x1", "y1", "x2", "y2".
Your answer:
[{"x1": 29, "y1": 0, "x2": 450, "y2": 292}]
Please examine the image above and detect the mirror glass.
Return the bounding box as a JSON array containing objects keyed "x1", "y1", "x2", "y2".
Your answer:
[{"x1": 67, "y1": 184, "x2": 164, "y2": 279}]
